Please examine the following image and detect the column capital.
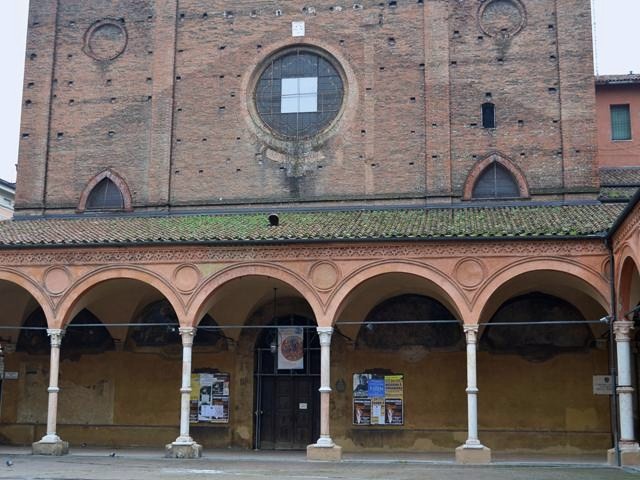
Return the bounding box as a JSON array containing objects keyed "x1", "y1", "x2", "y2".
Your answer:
[
  {"x1": 317, "y1": 326, "x2": 333, "y2": 346},
  {"x1": 463, "y1": 324, "x2": 479, "y2": 344},
  {"x1": 46, "y1": 329, "x2": 65, "y2": 348},
  {"x1": 614, "y1": 320, "x2": 634, "y2": 342},
  {"x1": 179, "y1": 327, "x2": 196, "y2": 347}
]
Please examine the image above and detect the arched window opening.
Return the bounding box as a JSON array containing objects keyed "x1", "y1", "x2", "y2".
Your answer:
[
  {"x1": 480, "y1": 292, "x2": 594, "y2": 362},
  {"x1": 86, "y1": 178, "x2": 124, "y2": 210},
  {"x1": 356, "y1": 294, "x2": 462, "y2": 351},
  {"x1": 194, "y1": 314, "x2": 228, "y2": 349},
  {"x1": 127, "y1": 300, "x2": 181, "y2": 347},
  {"x1": 17, "y1": 308, "x2": 114, "y2": 357},
  {"x1": 254, "y1": 315, "x2": 320, "y2": 376},
  {"x1": 472, "y1": 161, "x2": 520, "y2": 199},
  {"x1": 482, "y1": 102, "x2": 496, "y2": 129},
  {"x1": 16, "y1": 308, "x2": 49, "y2": 355}
]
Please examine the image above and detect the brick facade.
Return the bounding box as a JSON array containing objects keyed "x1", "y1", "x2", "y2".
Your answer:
[{"x1": 15, "y1": 0, "x2": 599, "y2": 214}]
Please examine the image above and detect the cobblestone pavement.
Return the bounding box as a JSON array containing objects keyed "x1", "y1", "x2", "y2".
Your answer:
[{"x1": 0, "y1": 450, "x2": 637, "y2": 480}]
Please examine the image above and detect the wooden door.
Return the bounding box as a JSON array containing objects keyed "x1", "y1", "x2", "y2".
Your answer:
[{"x1": 258, "y1": 376, "x2": 319, "y2": 450}]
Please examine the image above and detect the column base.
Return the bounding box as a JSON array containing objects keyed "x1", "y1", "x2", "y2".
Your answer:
[
  {"x1": 307, "y1": 443, "x2": 343, "y2": 462},
  {"x1": 32, "y1": 436, "x2": 69, "y2": 456},
  {"x1": 608, "y1": 443, "x2": 640, "y2": 466},
  {"x1": 455, "y1": 444, "x2": 491, "y2": 465},
  {"x1": 165, "y1": 441, "x2": 202, "y2": 459}
]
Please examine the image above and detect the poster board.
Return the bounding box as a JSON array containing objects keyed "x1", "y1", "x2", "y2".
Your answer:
[
  {"x1": 190, "y1": 372, "x2": 230, "y2": 424},
  {"x1": 353, "y1": 373, "x2": 404, "y2": 426}
]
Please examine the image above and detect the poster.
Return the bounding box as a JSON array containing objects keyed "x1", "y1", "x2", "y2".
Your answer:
[
  {"x1": 278, "y1": 327, "x2": 304, "y2": 369},
  {"x1": 353, "y1": 399, "x2": 371, "y2": 425},
  {"x1": 353, "y1": 374, "x2": 371, "y2": 398},
  {"x1": 385, "y1": 399, "x2": 403, "y2": 425},
  {"x1": 353, "y1": 373, "x2": 404, "y2": 426},
  {"x1": 190, "y1": 372, "x2": 230, "y2": 424},
  {"x1": 370, "y1": 398, "x2": 385, "y2": 425}
]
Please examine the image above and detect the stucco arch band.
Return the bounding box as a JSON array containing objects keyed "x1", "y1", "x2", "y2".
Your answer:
[
  {"x1": 326, "y1": 261, "x2": 469, "y2": 326},
  {"x1": 54, "y1": 266, "x2": 186, "y2": 329},
  {"x1": 0, "y1": 269, "x2": 54, "y2": 325},
  {"x1": 472, "y1": 259, "x2": 611, "y2": 327},
  {"x1": 188, "y1": 263, "x2": 325, "y2": 328}
]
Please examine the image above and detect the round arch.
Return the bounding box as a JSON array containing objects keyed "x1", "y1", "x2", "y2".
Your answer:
[
  {"x1": 472, "y1": 258, "x2": 610, "y2": 327},
  {"x1": 187, "y1": 263, "x2": 324, "y2": 328},
  {"x1": 54, "y1": 266, "x2": 184, "y2": 329},
  {"x1": 617, "y1": 254, "x2": 640, "y2": 317},
  {"x1": 0, "y1": 268, "x2": 55, "y2": 325},
  {"x1": 325, "y1": 260, "x2": 470, "y2": 327}
]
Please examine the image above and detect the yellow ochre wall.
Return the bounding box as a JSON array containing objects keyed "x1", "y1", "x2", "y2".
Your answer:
[{"x1": 0, "y1": 342, "x2": 611, "y2": 453}]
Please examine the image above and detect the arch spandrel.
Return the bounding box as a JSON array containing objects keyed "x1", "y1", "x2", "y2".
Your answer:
[
  {"x1": 54, "y1": 266, "x2": 186, "y2": 329},
  {"x1": 471, "y1": 259, "x2": 611, "y2": 327},
  {"x1": 187, "y1": 263, "x2": 325, "y2": 329},
  {"x1": 324, "y1": 260, "x2": 471, "y2": 328}
]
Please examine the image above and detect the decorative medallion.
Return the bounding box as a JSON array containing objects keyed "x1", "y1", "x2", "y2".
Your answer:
[
  {"x1": 173, "y1": 264, "x2": 202, "y2": 293},
  {"x1": 43, "y1": 266, "x2": 71, "y2": 295},
  {"x1": 478, "y1": 0, "x2": 527, "y2": 39},
  {"x1": 454, "y1": 258, "x2": 486, "y2": 289},
  {"x1": 83, "y1": 19, "x2": 128, "y2": 61},
  {"x1": 309, "y1": 261, "x2": 340, "y2": 291}
]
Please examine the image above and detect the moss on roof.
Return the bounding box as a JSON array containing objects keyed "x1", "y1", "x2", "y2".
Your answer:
[{"x1": 0, "y1": 202, "x2": 626, "y2": 247}]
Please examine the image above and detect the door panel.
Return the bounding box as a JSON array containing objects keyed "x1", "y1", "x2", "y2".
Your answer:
[{"x1": 258, "y1": 376, "x2": 319, "y2": 450}]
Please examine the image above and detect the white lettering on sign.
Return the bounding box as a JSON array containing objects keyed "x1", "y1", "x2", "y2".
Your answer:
[
  {"x1": 292, "y1": 21, "x2": 305, "y2": 37},
  {"x1": 3, "y1": 372, "x2": 18, "y2": 380}
]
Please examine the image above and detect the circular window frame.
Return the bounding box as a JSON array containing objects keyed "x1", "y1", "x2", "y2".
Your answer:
[
  {"x1": 247, "y1": 45, "x2": 348, "y2": 150},
  {"x1": 477, "y1": 0, "x2": 527, "y2": 39},
  {"x1": 83, "y1": 18, "x2": 128, "y2": 62}
]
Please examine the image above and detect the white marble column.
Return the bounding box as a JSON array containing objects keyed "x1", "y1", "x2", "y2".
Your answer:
[
  {"x1": 307, "y1": 326, "x2": 342, "y2": 461},
  {"x1": 166, "y1": 327, "x2": 202, "y2": 458},
  {"x1": 32, "y1": 329, "x2": 69, "y2": 455},
  {"x1": 614, "y1": 321, "x2": 640, "y2": 448},
  {"x1": 456, "y1": 325, "x2": 491, "y2": 464}
]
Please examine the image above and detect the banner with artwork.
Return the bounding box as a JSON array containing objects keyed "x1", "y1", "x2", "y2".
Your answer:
[
  {"x1": 278, "y1": 327, "x2": 304, "y2": 369},
  {"x1": 352, "y1": 373, "x2": 404, "y2": 426},
  {"x1": 190, "y1": 372, "x2": 230, "y2": 424}
]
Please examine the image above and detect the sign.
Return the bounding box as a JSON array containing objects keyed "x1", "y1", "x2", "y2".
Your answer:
[
  {"x1": 292, "y1": 21, "x2": 305, "y2": 37},
  {"x1": 3, "y1": 372, "x2": 18, "y2": 380},
  {"x1": 278, "y1": 327, "x2": 304, "y2": 370},
  {"x1": 367, "y1": 378, "x2": 385, "y2": 398},
  {"x1": 190, "y1": 372, "x2": 230, "y2": 424},
  {"x1": 593, "y1": 375, "x2": 613, "y2": 395},
  {"x1": 353, "y1": 373, "x2": 404, "y2": 426},
  {"x1": 299, "y1": 403, "x2": 308, "y2": 410}
]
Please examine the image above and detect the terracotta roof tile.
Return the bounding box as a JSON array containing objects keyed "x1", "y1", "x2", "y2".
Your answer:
[{"x1": 0, "y1": 203, "x2": 626, "y2": 247}]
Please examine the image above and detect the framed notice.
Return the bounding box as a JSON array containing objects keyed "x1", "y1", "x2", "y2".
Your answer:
[
  {"x1": 190, "y1": 372, "x2": 230, "y2": 424},
  {"x1": 352, "y1": 373, "x2": 404, "y2": 426}
]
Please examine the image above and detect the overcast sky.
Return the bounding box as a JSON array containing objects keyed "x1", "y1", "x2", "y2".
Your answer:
[{"x1": 1, "y1": 0, "x2": 639, "y2": 183}]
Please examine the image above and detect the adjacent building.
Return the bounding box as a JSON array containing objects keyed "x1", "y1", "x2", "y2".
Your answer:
[{"x1": 0, "y1": 0, "x2": 638, "y2": 465}]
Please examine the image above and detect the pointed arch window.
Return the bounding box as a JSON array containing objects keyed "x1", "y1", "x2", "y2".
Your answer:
[
  {"x1": 86, "y1": 178, "x2": 125, "y2": 210},
  {"x1": 472, "y1": 162, "x2": 520, "y2": 199}
]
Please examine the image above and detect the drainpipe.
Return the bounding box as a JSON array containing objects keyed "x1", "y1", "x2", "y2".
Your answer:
[{"x1": 606, "y1": 237, "x2": 621, "y2": 467}]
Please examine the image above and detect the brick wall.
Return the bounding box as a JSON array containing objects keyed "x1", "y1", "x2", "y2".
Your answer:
[{"x1": 14, "y1": 0, "x2": 600, "y2": 214}]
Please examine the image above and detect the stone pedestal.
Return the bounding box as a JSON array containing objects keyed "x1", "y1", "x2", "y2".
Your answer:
[
  {"x1": 455, "y1": 445, "x2": 491, "y2": 465},
  {"x1": 165, "y1": 442, "x2": 203, "y2": 459},
  {"x1": 32, "y1": 437, "x2": 69, "y2": 456},
  {"x1": 307, "y1": 444, "x2": 343, "y2": 461}
]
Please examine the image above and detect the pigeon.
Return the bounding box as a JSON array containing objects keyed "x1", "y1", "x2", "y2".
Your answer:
[
  {"x1": 109, "y1": 452, "x2": 116, "y2": 458},
  {"x1": 5, "y1": 459, "x2": 13, "y2": 467}
]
